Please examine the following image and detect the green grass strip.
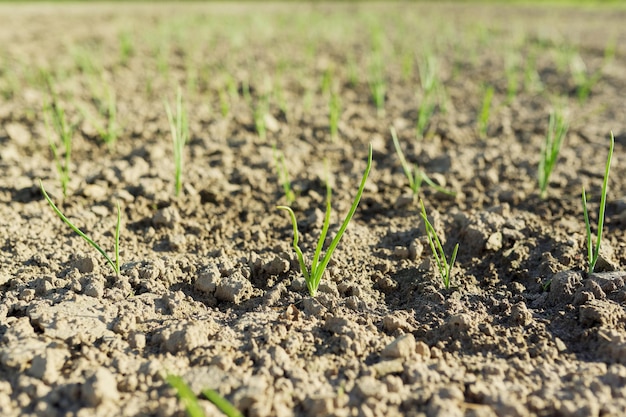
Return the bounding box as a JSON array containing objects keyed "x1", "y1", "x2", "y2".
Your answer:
[{"x1": 40, "y1": 180, "x2": 120, "y2": 275}]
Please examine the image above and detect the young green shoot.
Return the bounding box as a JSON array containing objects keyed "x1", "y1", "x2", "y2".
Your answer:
[
  {"x1": 80, "y1": 86, "x2": 119, "y2": 150},
  {"x1": 165, "y1": 87, "x2": 189, "y2": 197},
  {"x1": 253, "y1": 94, "x2": 269, "y2": 141},
  {"x1": 538, "y1": 110, "x2": 568, "y2": 199},
  {"x1": 278, "y1": 144, "x2": 372, "y2": 297},
  {"x1": 477, "y1": 84, "x2": 494, "y2": 138},
  {"x1": 218, "y1": 87, "x2": 230, "y2": 118},
  {"x1": 368, "y1": 31, "x2": 386, "y2": 117},
  {"x1": 571, "y1": 41, "x2": 615, "y2": 103},
  {"x1": 391, "y1": 127, "x2": 455, "y2": 201},
  {"x1": 582, "y1": 132, "x2": 614, "y2": 274},
  {"x1": 329, "y1": 91, "x2": 341, "y2": 141},
  {"x1": 504, "y1": 52, "x2": 520, "y2": 103},
  {"x1": 272, "y1": 145, "x2": 295, "y2": 205},
  {"x1": 416, "y1": 54, "x2": 440, "y2": 139},
  {"x1": 118, "y1": 31, "x2": 134, "y2": 66},
  {"x1": 40, "y1": 180, "x2": 121, "y2": 276},
  {"x1": 420, "y1": 199, "x2": 459, "y2": 290},
  {"x1": 166, "y1": 374, "x2": 243, "y2": 417},
  {"x1": 44, "y1": 98, "x2": 74, "y2": 198},
  {"x1": 369, "y1": 61, "x2": 386, "y2": 117}
]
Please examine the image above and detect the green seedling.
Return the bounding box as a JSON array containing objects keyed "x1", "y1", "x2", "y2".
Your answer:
[
  {"x1": 167, "y1": 374, "x2": 243, "y2": 417},
  {"x1": 416, "y1": 95, "x2": 436, "y2": 140},
  {"x1": 320, "y1": 67, "x2": 333, "y2": 96},
  {"x1": 80, "y1": 85, "x2": 119, "y2": 150},
  {"x1": 253, "y1": 94, "x2": 269, "y2": 141},
  {"x1": 504, "y1": 52, "x2": 520, "y2": 103},
  {"x1": 391, "y1": 127, "x2": 455, "y2": 201},
  {"x1": 329, "y1": 91, "x2": 341, "y2": 141},
  {"x1": 477, "y1": 84, "x2": 494, "y2": 138},
  {"x1": 571, "y1": 41, "x2": 615, "y2": 103},
  {"x1": 420, "y1": 199, "x2": 459, "y2": 290},
  {"x1": 40, "y1": 180, "x2": 121, "y2": 276},
  {"x1": 401, "y1": 50, "x2": 414, "y2": 83},
  {"x1": 165, "y1": 87, "x2": 189, "y2": 197},
  {"x1": 218, "y1": 87, "x2": 230, "y2": 117},
  {"x1": 368, "y1": 28, "x2": 386, "y2": 116},
  {"x1": 118, "y1": 31, "x2": 134, "y2": 66},
  {"x1": 522, "y1": 45, "x2": 543, "y2": 93},
  {"x1": 72, "y1": 46, "x2": 101, "y2": 77},
  {"x1": 44, "y1": 98, "x2": 74, "y2": 198},
  {"x1": 416, "y1": 55, "x2": 439, "y2": 139},
  {"x1": 346, "y1": 53, "x2": 359, "y2": 88},
  {"x1": 538, "y1": 110, "x2": 568, "y2": 199},
  {"x1": 272, "y1": 145, "x2": 295, "y2": 205},
  {"x1": 278, "y1": 144, "x2": 372, "y2": 297},
  {"x1": 369, "y1": 60, "x2": 386, "y2": 117},
  {"x1": 582, "y1": 132, "x2": 614, "y2": 273}
]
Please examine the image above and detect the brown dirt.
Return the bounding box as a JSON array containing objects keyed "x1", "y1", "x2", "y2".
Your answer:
[{"x1": 1, "y1": 2, "x2": 626, "y2": 417}]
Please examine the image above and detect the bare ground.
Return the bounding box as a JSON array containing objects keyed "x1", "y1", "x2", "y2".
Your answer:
[{"x1": 1, "y1": 2, "x2": 626, "y2": 417}]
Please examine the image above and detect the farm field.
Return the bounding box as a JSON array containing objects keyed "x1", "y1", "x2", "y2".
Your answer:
[{"x1": 1, "y1": 2, "x2": 626, "y2": 416}]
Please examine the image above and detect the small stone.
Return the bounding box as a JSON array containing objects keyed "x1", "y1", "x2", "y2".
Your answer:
[
  {"x1": 195, "y1": 265, "x2": 221, "y2": 294},
  {"x1": 72, "y1": 256, "x2": 98, "y2": 274},
  {"x1": 152, "y1": 206, "x2": 180, "y2": 228},
  {"x1": 263, "y1": 256, "x2": 289, "y2": 275},
  {"x1": 395, "y1": 194, "x2": 415, "y2": 208},
  {"x1": 302, "y1": 298, "x2": 326, "y2": 316},
  {"x1": 304, "y1": 396, "x2": 335, "y2": 415},
  {"x1": 215, "y1": 271, "x2": 253, "y2": 304},
  {"x1": 485, "y1": 232, "x2": 503, "y2": 251},
  {"x1": 5, "y1": 122, "x2": 31, "y2": 145},
  {"x1": 28, "y1": 348, "x2": 69, "y2": 384},
  {"x1": 354, "y1": 376, "x2": 387, "y2": 400},
  {"x1": 129, "y1": 332, "x2": 146, "y2": 350},
  {"x1": 393, "y1": 246, "x2": 410, "y2": 259},
  {"x1": 323, "y1": 316, "x2": 352, "y2": 335},
  {"x1": 415, "y1": 341, "x2": 431, "y2": 359},
  {"x1": 447, "y1": 314, "x2": 473, "y2": 332},
  {"x1": 290, "y1": 277, "x2": 307, "y2": 292},
  {"x1": 83, "y1": 280, "x2": 105, "y2": 298},
  {"x1": 371, "y1": 359, "x2": 404, "y2": 377},
  {"x1": 382, "y1": 334, "x2": 416, "y2": 359},
  {"x1": 82, "y1": 184, "x2": 108, "y2": 200},
  {"x1": 81, "y1": 367, "x2": 119, "y2": 406},
  {"x1": 408, "y1": 239, "x2": 423, "y2": 260},
  {"x1": 382, "y1": 313, "x2": 415, "y2": 333},
  {"x1": 511, "y1": 302, "x2": 532, "y2": 326},
  {"x1": 318, "y1": 282, "x2": 339, "y2": 297},
  {"x1": 158, "y1": 321, "x2": 216, "y2": 354}
]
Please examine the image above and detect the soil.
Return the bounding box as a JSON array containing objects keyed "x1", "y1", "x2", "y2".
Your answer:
[{"x1": 1, "y1": 2, "x2": 626, "y2": 417}]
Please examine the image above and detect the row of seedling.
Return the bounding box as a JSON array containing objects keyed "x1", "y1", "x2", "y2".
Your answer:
[{"x1": 41, "y1": 121, "x2": 616, "y2": 294}]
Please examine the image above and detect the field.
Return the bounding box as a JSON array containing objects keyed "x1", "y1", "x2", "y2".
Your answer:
[{"x1": 1, "y1": 2, "x2": 626, "y2": 416}]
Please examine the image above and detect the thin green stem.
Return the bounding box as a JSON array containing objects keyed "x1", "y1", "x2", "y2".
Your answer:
[
  {"x1": 272, "y1": 146, "x2": 295, "y2": 205},
  {"x1": 420, "y1": 199, "x2": 459, "y2": 289},
  {"x1": 582, "y1": 132, "x2": 614, "y2": 273},
  {"x1": 391, "y1": 127, "x2": 455, "y2": 200},
  {"x1": 165, "y1": 87, "x2": 188, "y2": 197},
  {"x1": 40, "y1": 180, "x2": 121, "y2": 276},
  {"x1": 278, "y1": 144, "x2": 372, "y2": 297},
  {"x1": 538, "y1": 110, "x2": 568, "y2": 199}
]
